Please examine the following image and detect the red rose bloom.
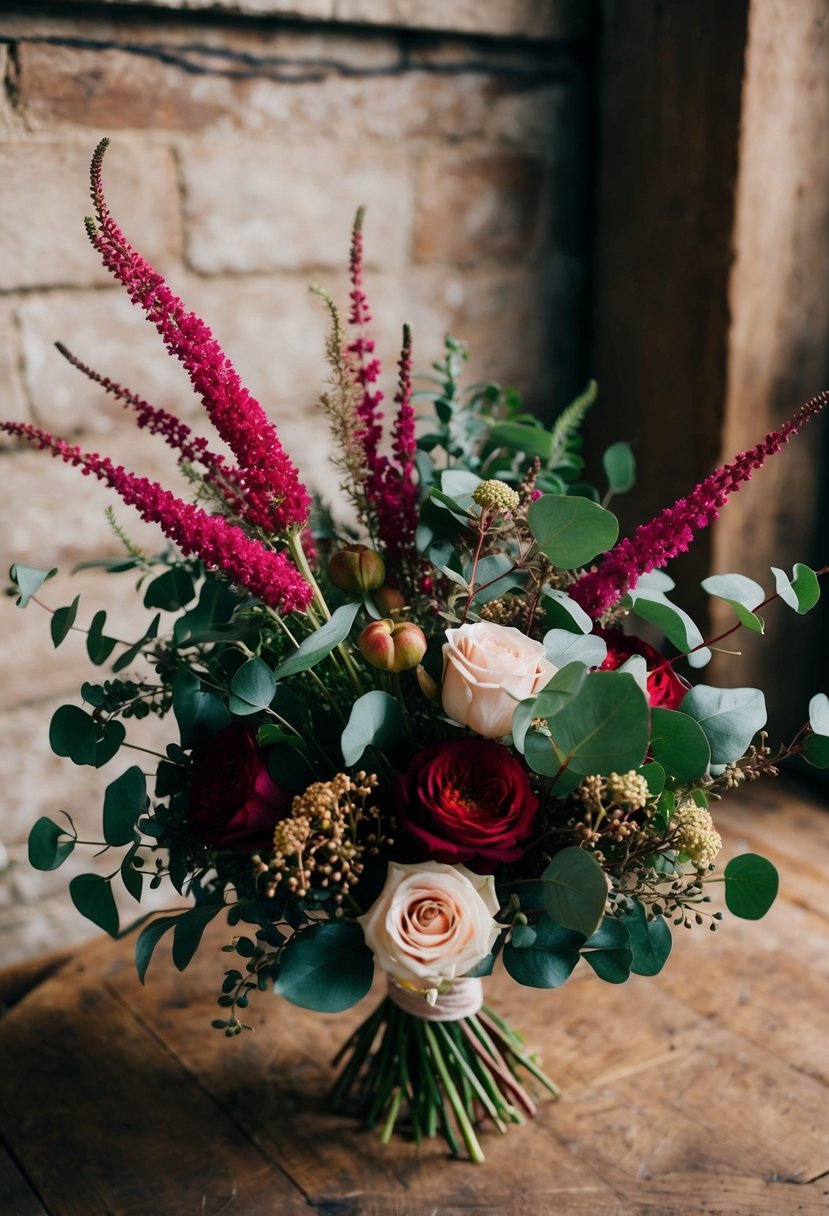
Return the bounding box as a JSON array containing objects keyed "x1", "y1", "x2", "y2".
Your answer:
[
  {"x1": 598, "y1": 629, "x2": 688, "y2": 709},
  {"x1": 397, "y1": 738, "x2": 539, "y2": 872},
  {"x1": 189, "y1": 723, "x2": 292, "y2": 851}
]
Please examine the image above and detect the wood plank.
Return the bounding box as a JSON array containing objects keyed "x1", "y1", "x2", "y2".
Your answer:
[
  {"x1": 0, "y1": 945, "x2": 73, "y2": 1012},
  {"x1": 620, "y1": 1173, "x2": 829, "y2": 1214},
  {"x1": 0, "y1": 968, "x2": 308, "y2": 1216},
  {"x1": 0, "y1": 1144, "x2": 47, "y2": 1216}
]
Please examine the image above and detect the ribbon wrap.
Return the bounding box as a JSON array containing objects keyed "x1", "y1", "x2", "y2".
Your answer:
[{"x1": 387, "y1": 975, "x2": 484, "y2": 1022}]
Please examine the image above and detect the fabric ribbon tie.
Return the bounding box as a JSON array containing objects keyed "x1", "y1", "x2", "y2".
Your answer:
[{"x1": 387, "y1": 975, "x2": 484, "y2": 1021}]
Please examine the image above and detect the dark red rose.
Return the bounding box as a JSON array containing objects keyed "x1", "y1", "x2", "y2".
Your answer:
[
  {"x1": 598, "y1": 629, "x2": 688, "y2": 709},
  {"x1": 397, "y1": 738, "x2": 539, "y2": 872},
  {"x1": 189, "y1": 723, "x2": 292, "y2": 851}
]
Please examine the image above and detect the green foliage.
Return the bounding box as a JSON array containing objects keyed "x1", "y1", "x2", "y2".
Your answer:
[
  {"x1": 112, "y1": 613, "x2": 160, "y2": 673},
  {"x1": 9, "y1": 562, "x2": 56, "y2": 607},
  {"x1": 547, "y1": 380, "x2": 597, "y2": 470},
  {"x1": 771, "y1": 563, "x2": 820, "y2": 614},
  {"x1": 273, "y1": 601, "x2": 361, "y2": 680},
  {"x1": 542, "y1": 629, "x2": 607, "y2": 670},
  {"x1": 143, "y1": 567, "x2": 197, "y2": 611},
  {"x1": 135, "y1": 913, "x2": 183, "y2": 984},
  {"x1": 102, "y1": 766, "x2": 148, "y2": 846},
  {"x1": 649, "y1": 707, "x2": 711, "y2": 782},
  {"x1": 529, "y1": 670, "x2": 650, "y2": 780},
  {"x1": 528, "y1": 494, "x2": 619, "y2": 570},
  {"x1": 808, "y1": 693, "x2": 829, "y2": 735},
  {"x1": 69, "y1": 874, "x2": 119, "y2": 936},
  {"x1": 172, "y1": 905, "x2": 224, "y2": 971},
  {"x1": 172, "y1": 669, "x2": 231, "y2": 747},
  {"x1": 724, "y1": 854, "x2": 779, "y2": 920},
  {"x1": 86, "y1": 610, "x2": 117, "y2": 664},
  {"x1": 623, "y1": 587, "x2": 711, "y2": 667},
  {"x1": 680, "y1": 685, "x2": 767, "y2": 766},
  {"x1": 512, "y1": 661, "x2": 588, "y2": 753},
  {"x1": 540, "y1": 586, "x2": 593, "y2": 634},
  {"x1": 502, "y1": 914, "x2": 582, "y2": 988},
  {"x1": 580, "y1": 918, "x2": 632, "y2": 983},
  {"x1": 28, "y1": 816, "x2": 75, "y2": 871},
  {"x1": 622, "y1": 900, "x2": 672, "y2": 976},
  {"x1": 701, "y1": 573, "x2": 765, "y2": 634},
  {"x1": 51, "y1": 595, "x2": 80, "y2": 648},
  {"x1": 341, "y1": 691, "x2": 405, "y2": 766},
  {"x1": 274, "y1": 922, "x2": 374, "y2": 1012},
  {"x1": 541, "y1": 847, "x2": 609, "y2": 939},
  {"x1": 49, "y1": 704, "x2": 125, "y2": 767},
  {"x1": 602, "y1": 441, "x2": 636, "y2": 496},
  {"x1": 229, "y1": 658, "x2": 277, "y2": 716}
]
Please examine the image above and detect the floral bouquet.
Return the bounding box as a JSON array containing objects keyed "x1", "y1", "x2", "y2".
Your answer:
[{"x1": 6, "y1": 141, "x2": 829, "y2": 1163}]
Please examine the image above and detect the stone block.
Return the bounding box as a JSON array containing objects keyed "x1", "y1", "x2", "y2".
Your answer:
[
  {"x1": 0, "y1": 302, "x2": 28, "y2": 427},
  {"x1": 181, "y1": 140, "x2": 412, "y2": 273},
  {"x1": 0, "y1": 141, "x2": 180, "y2": 292},
  {"x1": 334, "y1": 0, "x2": 591, "y2": 40},
  {"x1": 414, "y1": 151, "x2": 545, "y2": 266}
]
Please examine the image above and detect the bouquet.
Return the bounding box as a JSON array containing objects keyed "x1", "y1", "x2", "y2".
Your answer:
[{"x1": 5, "y1": 140, "x2": 829, "y2": 1163}]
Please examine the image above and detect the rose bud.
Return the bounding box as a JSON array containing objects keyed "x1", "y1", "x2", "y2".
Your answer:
[
  {"x1": 329, "y1": 544, "x2": 385, "y2": 594},
  {"x1": 360, "y1": 619, "x2": 428, "y2": 673},
  {"x1": 373, "y1": 584, "x2": 406, "y2": 617}
]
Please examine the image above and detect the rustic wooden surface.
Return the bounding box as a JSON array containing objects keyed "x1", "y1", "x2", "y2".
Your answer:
[{"x1": 1, "y1": 783, "x2": 828, "y2": 1215}]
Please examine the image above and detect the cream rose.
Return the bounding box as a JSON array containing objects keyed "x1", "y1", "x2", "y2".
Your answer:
[
  {"x1": 358, "y1": 861, "x2": 500, "y2": 990},
  {"x1": 441, "y1": 621, "x2": 558, "y2": 739}
]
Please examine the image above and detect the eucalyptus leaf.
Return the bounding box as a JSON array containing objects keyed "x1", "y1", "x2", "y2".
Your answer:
[
  {"x1": 724, "y1": 853, "x2": 779, "y2": 920},
  {"x1": 680, "y1": 685, "x2": 767, "y2": 766},
  {"x1": 544, "y1": 670, "x2": 650, "y2": 778},
  {"x1": 28, "y1": 816, "x2": 75, "y2": 871},
  {"x1": 112, "y1": 614, "x2": 161, "y2": 674},
  {"x1": 580, "y1": 917, "x2": 632, "y2": 983},
  {"x1": 273, "y1": 601, "x2": 361, "y2": 680},
  {"x1": 135, "y1": 913, "x2": 182, "y2": 984},
  {"x1": 528, "y1": 495, "x2": 619, "y2": 569},
  {"x1": 542, "y1": 847, "x2": 609, "y2": 939},
  {"x1": 172, "y1": 905, "x2": 223, "y2": 971},
  {"x1": 10, "y1": 562, "x2": 57, "y2": 607},
  {"x1": 602, "y1": 441, "x2": 636, "y2": 495},
  {"x1": 803, "y1": 733, "x2": 829, "y2": 767},
  {"x1": 86, "y1": 609, "x2": 117, "y2": 665},
  {"x1": 624, "y1": 588, "x2": 711, "y2": 667},
  {"x1": 69, "y1": 874, "x2": 119, "y2": 936},
  {"x1": 808, "y1": 693, "x2": 829, "y2": 736},
  {"x1": 542, "y1": 629, "x2": 607, "y2": 669},
  {"x1": 771, "y1": 563, "x2": 820, "y2": 614},
  {"x1": 623, "y1": 900, "x2": 672, "y2": 976},
  {"x1": 512, "y1": 661, "x2": 588, "y2": 753},
  {"x1": 51, "y1": 595, "x2": 80, "y2": 648},
  {"x1": 502, "y1": 914, "x2": 583, "y2": 989},
  {"x1": 103, "y1": 766, "x2": 148, "y2": 846},
  {"x1": 230, "y1": 658, "x2": 277, "y2": 711},
  {"x1": 701, "y1": 573, "x2": 765, "y2": 634},
  {"x1": 274, "y1": 922, "x2": 374, "y2": 1012},
  {"x1": 649, "y1": 708, "x2": 711, "y2": 782},
  {"x1": 540, "y1": 587, "x2": 592, "y2": 634},
  {"x1": 143, "y1": 566, "x2": 196, "y2": 612},
  {"x1": 341, "y1": 691, "x2": 405, "y2": 766},
  {"x1": 490, "y1": 421, "x2": 553, "y2": 462}
]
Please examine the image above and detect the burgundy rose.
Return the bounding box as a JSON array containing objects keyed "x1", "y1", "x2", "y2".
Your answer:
[
  {"x1": 189, "y1": 723, "x2": 292, "y2": 851},
  {"x1": 598, "y1": 629, "x2": 688, "y2": 709},
  {"x1": 397, "y1": 738, "x2": 539, "y2": 872}
]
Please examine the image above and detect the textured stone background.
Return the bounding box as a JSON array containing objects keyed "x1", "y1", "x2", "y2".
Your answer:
[{"x1": 0, "y1": 4, "x2": 592, "y2": 963}]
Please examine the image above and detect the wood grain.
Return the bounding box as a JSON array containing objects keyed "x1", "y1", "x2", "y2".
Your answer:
[{"x1": 0, "y1": 785, "x2": 827, "y2": 1214}]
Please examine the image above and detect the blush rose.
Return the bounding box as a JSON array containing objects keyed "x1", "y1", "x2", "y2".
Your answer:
[
  {"x1": 397, "y1": 738, "x2": 539, "y2": 871},
  {"x1": 441, "y1": 621, "x2": 558, "y2": 739},
  {"x1": 358, "y1": 860, "x2": 501, "y2": 990},
  {"x1": 188, "y1": 723, "x2": 292, "y2": 851}
]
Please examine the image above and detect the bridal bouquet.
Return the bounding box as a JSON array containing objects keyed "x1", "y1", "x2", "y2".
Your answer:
[{"x1": 7, "y1": 141, "x2": 829, "y2": 1162}]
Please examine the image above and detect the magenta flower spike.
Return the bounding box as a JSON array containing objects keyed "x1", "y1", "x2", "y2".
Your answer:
[
  {"x1": 86, "y1": 139, "x2": 310, "y2": 535},
  {"x1": 376, "y1": 324, "x2": 418, "y2": 560},
  {"x1": 1, "y1": 421, "x2": 312, "y2": 614},
  {"x1": 569, "y1": 389, "x2": 829, "y2": 618},
  {"x1": 347, "y1": 206, "x2": 385, "y2": 480}
]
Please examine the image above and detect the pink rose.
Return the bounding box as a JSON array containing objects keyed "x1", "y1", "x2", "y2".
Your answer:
[
  {"x1": 441, "y1": 621, "x2": 558, "y2": 738},
  {"x1": 359, "y1": 860, "x2": 500, "y2": 990},
  {"x1": 188, "y1": 724, "x2": 292, "y2": 851}
]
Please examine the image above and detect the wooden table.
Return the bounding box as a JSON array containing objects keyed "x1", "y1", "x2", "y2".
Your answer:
[{"x1": 2, "y1": 784, "x2": 828, "y2": 1215}]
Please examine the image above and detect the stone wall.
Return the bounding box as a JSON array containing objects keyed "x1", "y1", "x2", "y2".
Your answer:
[{"x1": 0, "y1": 3, "x2": 593, "y2": 963}]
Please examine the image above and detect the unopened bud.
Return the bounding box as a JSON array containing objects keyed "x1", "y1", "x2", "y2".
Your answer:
[
  {"x1": 329, "y1": 544, "x2": 385, "y2": 594},
  {"x1": 359, "y1": 619, "x2": 427, "y2": 673}
]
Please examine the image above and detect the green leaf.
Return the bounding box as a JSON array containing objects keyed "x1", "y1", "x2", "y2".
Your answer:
[
  {"x1": 50, "y1": 595, "x2": 80, "y2": 647},
  {"x1": 28, "y1": 816, "x2": 75, "y2": 871},
  {"x1": 341, "y1": 690, "x2": 405, "y2": 766},
  {"x1": 602, "y1": 441, "x2": 636, "y2": 495},
  {"x1": 771, "y1": 563, "x2": 820, "y2": 614},
  {"x1": 624, "y1": 588, "x2": 711, "y2": 667},
  {"x1": 639, "y1": 761, "x2": 665, "y2": 796},
  {"x1": 172, "y1": 905, "x2": 223, "y2": 972},
  {"x1": 69, "y1": 874, "x2": 119, "y2": 936},
  {"x1": 86, "y1": 609, "x2": 117, "y2": 665},
  {"x1": 808, "y1": 693, "x2": 829, "y2": 736},
  {"x1": 528, "y1": 495, "x2": 619, "y2": 569},
  {"x1": 120, "y1": 846, "x2": 144, "y2": 902},
  {"x1": 428, "y1": 487, "x2": 476, "y2": 520},
  {"x1": 257, "y1": 723, "x2": 302, "y2": 747},
  {"x1": 540, "y1": 587, "x2": 592, "y2": 634},
  {"x1": 580, "y1": 917, "x2": 632, "y2": 983},
  {"x1": 622, "y1": 900, "x2": 672, "y2": 976},
  {"x1": 172, "y1": 669, "x2": 232, "y2": 748},
  {"x1": 649, "y1": 708, "x2": 711, "y2": 782},
  {"x1": 512, "y1": 661, "x2": 588, "y2": 753},
  {"x1": 103, "y1": 766, "x2": 147, "y2": 846},
  {"x1": 502, "y1": 914, "x2": 582, "y2": 988},
  {"x1": 542, "y1": 847, "x2": 609, "y2": 939},
  {"x1": 680, "y1": 685, "x2": 767, "y2": 766},
  {"x1": 49, "y1": 704, "x2": 125, "y2": 767},
  {"x1": 543, "y1": 670, "x2": 650, "y2": 778},
  {"x1": 803, "y1": 733, "x2": 829, "y2": 768},
  {"x1": 274, "y1": 921, "x2": 374, "y2": 1012},
  {"x1": 490, "y1": 421, "x2": 553, "y2": 462},
  {"x1": 441, "y1": 469, "x2": 481, "y2": 508},
  {"x1": 10, "y1": 563, "x2": 56, "y2": 607},
  {"x1": 701, "y1": 573, "x2": 765, "y2": 634},
  {"x1": 273, "y1": 601, "x2": 361, "y2": 680},
  {"x1": 724, "y1": 854, "x2": 779, "y2": 920},
  {"x1": 509, "y1": 922, "x2": 538, "y2": 949},
  {"x1": 143, "y1": 567, "x2": 196, "y2": 612},
  {"x1": 542, "y1": 629, "x2": 607, "y2": 669},
  {"x1": 135, "y1": 914, "x2": 182, "y2": 984},
  {"x1": 112, "y1": 613, "x2": 160, "y2": 674},
  {"x1": 230, "y1": 658, "x2": 277, "y2": 713}
]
